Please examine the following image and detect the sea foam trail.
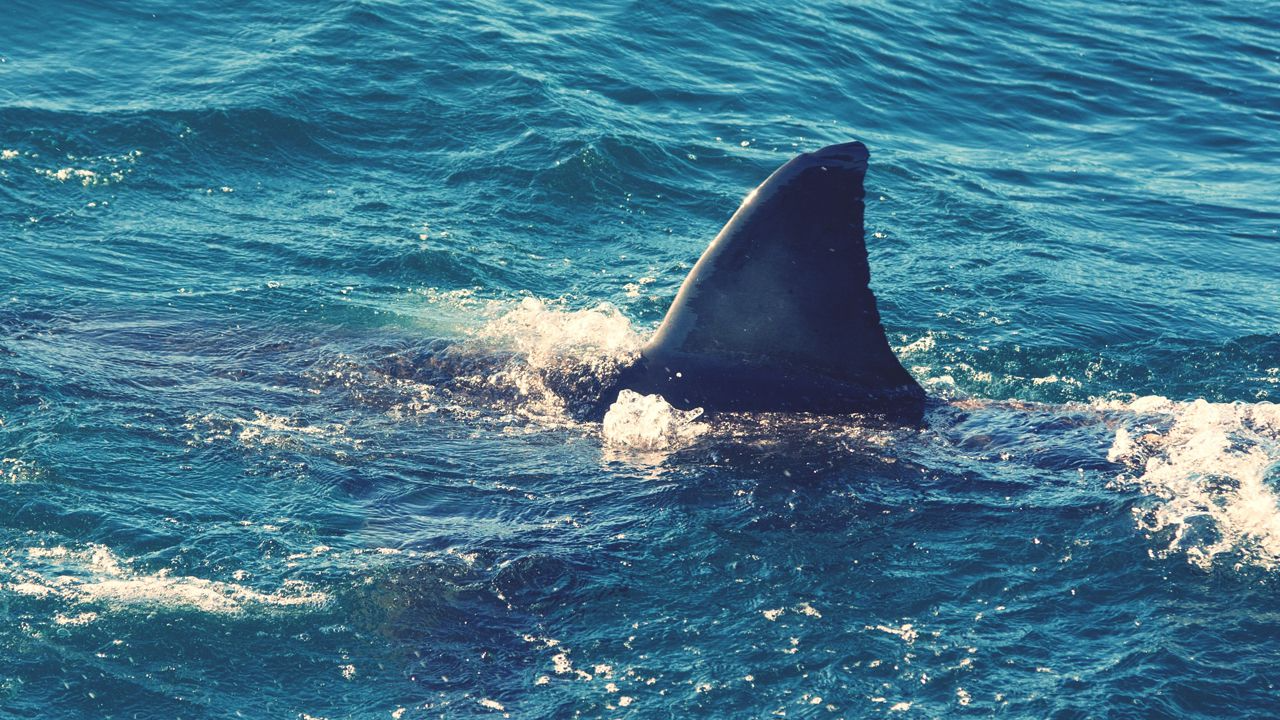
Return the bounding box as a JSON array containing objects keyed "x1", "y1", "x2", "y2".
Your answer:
[
  {"x1": 1104, "y1": 397, "x2": 1280, "y2": 570},
  {"x1": 2, "y1": 543, "x2": 328, "y2": 616}
]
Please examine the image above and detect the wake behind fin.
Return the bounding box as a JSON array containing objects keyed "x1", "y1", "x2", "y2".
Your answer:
[{"x1": 611, "y1": 141, "x2": 925, "y2": 421}]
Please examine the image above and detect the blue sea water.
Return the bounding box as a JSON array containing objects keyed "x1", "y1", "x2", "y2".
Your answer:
[{"x1": 2, "y1": 0, "x2": 1279, "y2": 717}]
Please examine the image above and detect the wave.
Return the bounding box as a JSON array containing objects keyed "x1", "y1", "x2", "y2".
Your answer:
[{"x1": 0, "y1": 105, "x2": 338, "y2": 173}]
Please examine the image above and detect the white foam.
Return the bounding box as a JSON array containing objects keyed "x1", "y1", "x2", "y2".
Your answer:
[
  {"x1": 622, "y1": 275, "x2": 656, "y2": 299},
  {"x1": 33, "y1": 149, "x2": 140, "y2": 186},
  {"x1": 2, "y1": 543, "x2": 328, "y2": 616},
  {"x1": 869, "y1": 623, "x2": 918, "y2": 644},
  {"x1": 601, "y1": 390, "x2": 705, "y2": 452},
  {"x1": 1104, "y1": 397, "x2": 1280, "y2": 570},
  {"x1": 238, "y1": 410, "x2": 337, "y2": 444},
  {"x1": 185, "y1": 410, "x2": 361, "y2": 454},
  {"x1": 1, "y1": 457, "x2": 39, "y2": 483},
  {"x1": 895, "y1": 332, "x2": 937, "y2": 356}
]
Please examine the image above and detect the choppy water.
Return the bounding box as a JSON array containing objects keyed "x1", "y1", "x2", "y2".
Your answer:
[{"x1": 3, "y1": 1, "x2": 1279, "y2": 717}]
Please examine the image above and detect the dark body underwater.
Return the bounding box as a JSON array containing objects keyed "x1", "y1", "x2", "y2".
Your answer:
[{"x1": 3, "y1": 1, "x2": 1280, "y2": 719}]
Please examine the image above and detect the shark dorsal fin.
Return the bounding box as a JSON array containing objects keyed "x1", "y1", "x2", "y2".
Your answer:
[{"x1": 618, "y1": 141, "x2": 924, "y2": 419}]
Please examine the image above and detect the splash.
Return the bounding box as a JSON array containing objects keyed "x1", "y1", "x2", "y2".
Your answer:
[
  {"x1": 601, "y1": 390, "x2": 705, "y2": 452},
  {"x1": 1105, "y1": 397, "x2": 1280, "y2": 570},
  {"x1": 473, "y1": 297, "x2": 642, "y2": 374},
  {"x1": 468, "y1": 297, "x2": 644, "y2": 421}
]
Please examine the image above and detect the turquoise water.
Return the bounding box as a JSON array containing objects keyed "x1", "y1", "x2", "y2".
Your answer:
[{"x1": 3, "y1": 0, "x2": 1279, "y2": 717}]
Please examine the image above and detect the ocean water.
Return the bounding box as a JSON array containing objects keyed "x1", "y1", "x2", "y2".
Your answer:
[{"x1": 2, "y1": 0, "x2": 1279, "y2": 717}]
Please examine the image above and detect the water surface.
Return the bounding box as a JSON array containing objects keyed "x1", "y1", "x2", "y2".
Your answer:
[{"x1": 2, "y1": 1, "x2": 1279, "y2": 717}]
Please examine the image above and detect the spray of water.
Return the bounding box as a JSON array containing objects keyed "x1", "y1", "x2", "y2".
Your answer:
[{"x1": 1105, "y1": 397, "x2": 1280, "y2": 570}]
